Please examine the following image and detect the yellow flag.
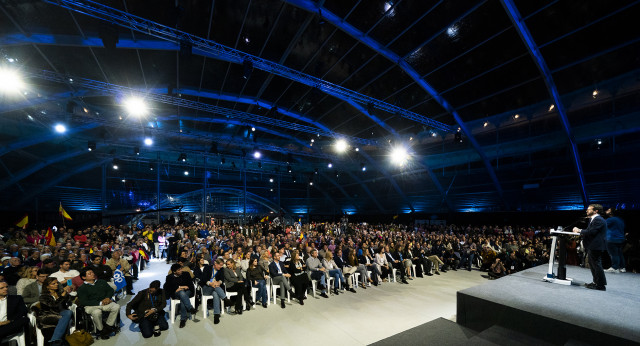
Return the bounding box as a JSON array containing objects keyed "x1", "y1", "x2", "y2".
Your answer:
[
  {"x1": 15, "y1": 215, "x2": 28, "y2": 228},
  {"x1": 59, "y1": 203, "x2": 73, "y2": 220}
]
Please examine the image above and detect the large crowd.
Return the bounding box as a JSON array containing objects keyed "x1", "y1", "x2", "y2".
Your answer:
[{"x1": 0, "y1": 213, "x2": 634, "y2": 345}]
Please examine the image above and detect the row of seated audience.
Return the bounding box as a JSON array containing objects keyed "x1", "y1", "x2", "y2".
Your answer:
[{"x1": 1, "y1": 219, "x2": 618, "y2": 344}]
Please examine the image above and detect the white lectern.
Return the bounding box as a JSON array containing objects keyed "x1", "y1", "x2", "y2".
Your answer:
[{"x1": 543, "y1": 228, "x2": 580, "y2": 285}]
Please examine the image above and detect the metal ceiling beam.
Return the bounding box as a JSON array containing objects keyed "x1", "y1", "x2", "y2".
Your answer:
[
  {"x1": 285, "y1": 0, "x2": 507, "y2": 208},
  {"x1": 424, "y1": 110, "x2": 640, "y2": 170},
  {"x1": 156, "y1": 116, "x2": 312, "y2": 148},
  {"x1": 16, "y1": 158, "x2": 110, "y2": 207},
  {"x1": 0, "y1": 90, "x2": 95, "y2": 114},
  {"x1": 500, "y1": 0, "x2": 588, "y2": 207},
  {"x1": 0, "y1": 148, "x2": 88, "y2": 193},
  {"x1": 27, "y1": 69, "x2": 376, "y2": 146},
  {"x1": 41, "y1": 0, "x2": 452, "y2": 134},
  {"x1": 147, "y1": 87, "x2": 333, "y2": 133},
  {"x1": 0, "y1": 122, "x2": 101, "y2": 157}
]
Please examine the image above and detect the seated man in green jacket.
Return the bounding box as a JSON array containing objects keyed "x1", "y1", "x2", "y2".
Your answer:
[{"x1": 76, "y1": 268, "x2": 120, "y2": 340}]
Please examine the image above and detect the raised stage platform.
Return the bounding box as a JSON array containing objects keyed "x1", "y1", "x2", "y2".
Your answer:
[{"x1": 457, "y1": 265, "x2": 640, "y2": 345}]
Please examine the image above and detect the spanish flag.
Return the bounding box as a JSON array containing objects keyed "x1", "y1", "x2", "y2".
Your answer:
[
  {"x1": 45, "y1": 227, "x2": 56, "y2": 246},
  {"x1": 260, "y1": 216, "x2": 269, "y2": 222},
  {"x1": 15, "y1": 214, "x2": 28, "y2": 228},
  {"x1": 59, "y1": 203, "x2": 73, "y2": 220}
]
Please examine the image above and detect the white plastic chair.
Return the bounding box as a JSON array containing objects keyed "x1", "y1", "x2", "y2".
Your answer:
[
  {"x1": 169, "y1": 296, "x2": 196, "y2": 323},
  {"x1": 250, "y1": 277, "x2": 270, "y2": 306},
  {"x1": 391, "y1": 268, "x2": 398, "y2": 282},
  {"x1": 325, "y1": 277, "x2": 334, "y2": 296},
  {"x1": 28, "y1": 313, "x2": 44, "y2": 346},
  {"x1": 270, "y1": 279, "x2": 290, "y2": 304},
  {"x1": 199, "y1": 286, "x2": 218, "y2": 317},
  {"x1": 411, "y1": 264, "x2": 417, "y2": 278},
  {"x1": 1, "y1": 331, "x2": 25, "y2": 346}
]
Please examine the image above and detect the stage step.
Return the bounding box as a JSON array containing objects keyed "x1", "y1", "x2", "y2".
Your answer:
[
  {"x1": 469, "y1": 325, "x2": 555, "y2": 346},
  {"x1": 369, "y1": 318, "x2": 479, "y2": 346}
]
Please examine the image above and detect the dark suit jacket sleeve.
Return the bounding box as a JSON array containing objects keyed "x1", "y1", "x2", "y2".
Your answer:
[
  {"x1": 9, "y1": 295, "x2": 28, "y2": 320},
  {"x1": 184, "y1": 273, "x2": 195, "y2": 294},
  {"x1": 581, "y1": 217, "x2": 606, "y2": 237},
  {"x1": 269, "y1": 262, "x2": 287, "y2": 276},
  {"x1": 203, "y1": 266, "x2": 213, "y2": 283},
  {"x1": 268, "y1": 262, "x2": 278, "y2": 277},
  {"x1": 213, "y1": 268, "x2": 225, "y2": 282}
]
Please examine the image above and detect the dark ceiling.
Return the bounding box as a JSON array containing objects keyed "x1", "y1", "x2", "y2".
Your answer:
[{"x1": 1, "y1": 0, "x2": 639, "y2": 217}]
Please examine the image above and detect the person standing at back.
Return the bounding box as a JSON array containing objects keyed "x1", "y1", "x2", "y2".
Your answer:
[
  {"x1": 573, "y1": 204, "x2": 608, "y2": 291},
  {"x1": 604, "y1": 208, "x2": 626, "y2": 273}
]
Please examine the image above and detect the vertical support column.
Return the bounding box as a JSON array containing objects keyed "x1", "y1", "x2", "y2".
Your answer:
[
  {"x1": 243, "y1": 162, "x2": 247, "y2": 223},
  {"x1": 101, "y1": 163, "x2": 107, "y2": 225},
  {"x1": 202, "y1": 154, "x2": 207, "y2": 223},
  {"x1": 277, "y1": 175, "x2": 281, "y2": 211},
  {"x1": 156, "y1": 156, "x2": 160, "y2": 225}
]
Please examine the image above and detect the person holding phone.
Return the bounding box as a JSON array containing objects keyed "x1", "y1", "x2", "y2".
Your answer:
[
  {"x1": 126, "y1": 280, "x2": 167, "y2": 338},
  {"x1": 35, "y1": 277, "x2": 73, "y2": 346},
  {"x1": 49, "y1": 259, "x2": 80, "y2": 290}
]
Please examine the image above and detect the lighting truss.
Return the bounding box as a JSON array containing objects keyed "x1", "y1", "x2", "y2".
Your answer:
[
  {"x1": 42, "y1": 0, "x2": 453, "y2": 133},
  {"x1": 28, "y1": 69, "x2": 376, "y2": 146}
]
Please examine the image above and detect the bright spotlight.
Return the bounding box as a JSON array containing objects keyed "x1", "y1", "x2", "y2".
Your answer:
[
  {"x1": 447, "y1": 25, "x2": 459, "y2": 38},
  {"x1": 327, "y1": 162, "x2": 333, "y2": 168},
  {"x1": 144, "y1": 137, "x2": 153, "y2": 146},
  {"x1": 391, "y1": 146, "x2": 409, "y2": 166},
  {"x1": 269, "y1": 178, "x2": 274, "y2": 183},
  {"x1": 0, "y1": 68, "x2": 25, "y2": 94},
  {"x1": 253, "y1": 151, "x2": 261, "y2": 159},
  {"x1": 335, "y1": 139, "x2": 348, "y2": 153},
  {"x1": 54, "y1": 124, "x2": 67, "y2": 133},
  {"x1": 184, "y1": 170, "x2": 189, "y2": 176},
  {"x1": 123, "y1": 97, "x2": 148, "y2": 117}
]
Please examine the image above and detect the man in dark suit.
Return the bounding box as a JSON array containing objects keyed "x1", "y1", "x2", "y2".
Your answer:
[
  {"x1": 0, "y1": 280, "x2": 29, "y2": 340},
  {"x1": 268, "y1": 255, "x2": 293, "y2": 309},
  {"x1": 573, "y1": 203, "x2": 608, "y2": 291}
]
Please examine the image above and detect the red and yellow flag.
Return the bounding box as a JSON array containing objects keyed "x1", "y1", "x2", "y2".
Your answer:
[
  {"x1": 15, "y1": 214, "x2": 28, "y2": 228},
  {"x1": 59, "y1": 203, "x2": 73, "y2": 220},
  {"x1": 45, "y1": 227, "x2": 56, "y2": 246}
]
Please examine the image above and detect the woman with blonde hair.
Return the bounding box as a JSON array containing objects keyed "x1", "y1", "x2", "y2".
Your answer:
[{"x1": 16, "y1": 266, "x2": 38, "y2": 295}]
